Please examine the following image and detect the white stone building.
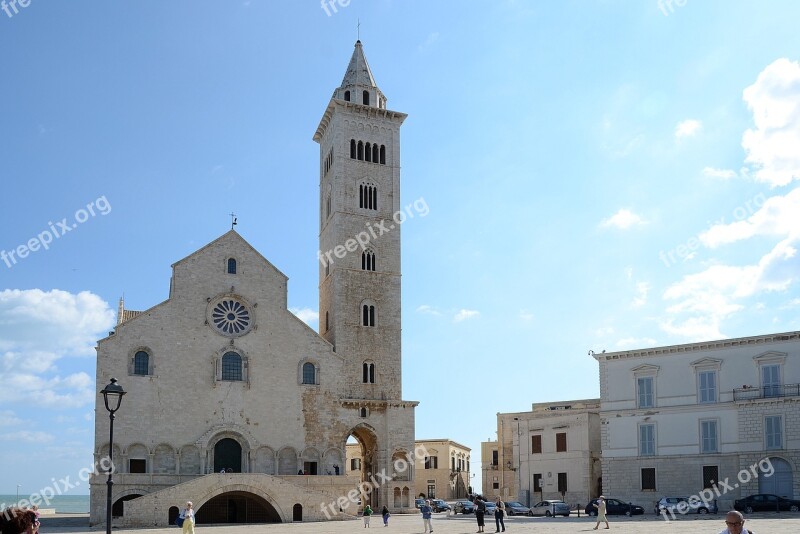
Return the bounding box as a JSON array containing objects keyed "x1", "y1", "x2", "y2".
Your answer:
[
  {"x1": 594, "y1": 331, "x2": 800, "y2": 511},
  {"x1": 482, "y1": 399, "x2": 601, "y2": 507},
  {"x1": 90, "y1": 40, "x2": 418, "y2": 527}
]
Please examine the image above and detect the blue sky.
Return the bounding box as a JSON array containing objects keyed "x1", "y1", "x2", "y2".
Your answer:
[{"x1": 1, "y1": 0, "x2": 800, "y2": 498}]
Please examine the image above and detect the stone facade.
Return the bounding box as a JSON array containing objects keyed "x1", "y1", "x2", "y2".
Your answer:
[
  {"x1": 482, "y1": 399, "x2": 601, "y2": 507},
  {"x1": 90, "y1": 41, "x2": 418, "y2": 527},
  {"x1": 594, "y1": 331, "x2": 800, "y2": 512}
]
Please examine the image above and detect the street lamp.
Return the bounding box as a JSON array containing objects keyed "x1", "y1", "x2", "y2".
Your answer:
[{"x1": 101, "y1": 378, "x2": 126, "y2": 534}]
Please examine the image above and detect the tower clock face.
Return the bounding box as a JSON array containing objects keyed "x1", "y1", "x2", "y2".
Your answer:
[{"x1": 207, "y1": 296, "x2": 254, "y2": 337}]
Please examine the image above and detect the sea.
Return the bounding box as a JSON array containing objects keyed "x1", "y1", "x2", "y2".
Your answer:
[{"x1": 0, "y1": 494, "x2": 89, "y2": 514}]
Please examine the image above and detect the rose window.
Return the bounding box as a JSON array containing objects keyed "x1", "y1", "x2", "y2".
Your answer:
[{"x1": 211, "y1": 299, "x2": 252, "y2": 336}]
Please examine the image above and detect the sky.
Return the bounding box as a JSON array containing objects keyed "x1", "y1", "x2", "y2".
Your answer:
[{"x1": 1, "y1": 0, "x2": 799, "y2": 499}]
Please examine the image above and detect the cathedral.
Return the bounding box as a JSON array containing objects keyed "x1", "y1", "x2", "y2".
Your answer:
[{"x1": 89, "y1": 41, "x2": 418, "y2": 526}]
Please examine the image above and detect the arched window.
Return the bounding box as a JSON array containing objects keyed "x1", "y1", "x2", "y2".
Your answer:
[
  {"x1": 362, "y1": 249, "x2": 376, "y2": 271},
  {"x1": 227, "y1": 258, "x2": 237, "y2": 274},
  {"x1": 357, "y1": 141, "x2": 364, "y2": 160},
  {"x1": 380, "y1": 145, "x2": 386, "y2": 165},
  {"x1": 372, "y1": 144, "x2": 379, "y2": 163},
  {"x1": 344, "y1": 90, "x2": 350, "y2": 102},
  {"x1": 360, "y1": 407, "x2": 368, "y2": 418},
  {"x1": 221, "y1": 352, "x2": 243, "y2": 381},
  {"x1": 362, "y1": 304, "x2": 375, "y2": 327},
  {"x1": 350, "y1": 139, "x2": 356, "y2": 159},
  {"x1": 326, "y1": 194, "x2": 331, "y2": 218},
  {"x1": 133, "y1": 350, "x2": 149, "y2": 376},
  {"x1": 363, "y1": 90, "x2": 370, "y2": 105},
  {"x1": 365, "y1": 142, "x2": 372, "y2": 162},
  {"x1": 359, "y1": 184, "x2": 377, "y2": 210},
  {"x1": 302, "y1": 362, "x2": 316, "y2": 385},
  {"x1": 362, "y1": 361, "x2": 375, "y2": 383}
]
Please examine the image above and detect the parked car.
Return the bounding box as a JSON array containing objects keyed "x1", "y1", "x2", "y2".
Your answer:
[
  {"x1": 453, "y1": 500, "x2": 475, "y2": 514},
  {"x1": 482, "y1": 500, "x2": 497, "y2": 515},
  {"x1": 585, "y1": 498, "x2": 645, "y2": 516},
  {"x1": 531, "y1": 500, "x2": 571, "y2": 517},
  {"x1": 431, "y1": 499, "x2": 451, "y2": 512},
  {"x1": 655, "y1": 496, "x2": 717, "y2": 515},
  {"x1": 734, "y1": 494, "x2": 800, "y2": 513},
  {"x1": 414, "y1": 498, "x2": 426, "y2": 509},
  {"x1": 503, "y1": 501, "x2": 532, "y2": 516}
]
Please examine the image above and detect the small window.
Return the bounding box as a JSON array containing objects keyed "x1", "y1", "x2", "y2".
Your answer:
[
  {"x1": 357, "y1": 141, "x2": 364, "y2": 160},
  {"x1": 424, "y1": 456, "x2": 438, "y2": 469},
  {"x1": 641, "y1": 468, "x2": 656, "y2": 490},
  {"x1": 363, "y1": 90, "x2": 369, "y2": 105},
  {"x1": 351, "y1": 458, "x2": 361, "y2": 471},
  {"x1": 700, "y1": 420, "x2": 718, "y2": 453},
  {"x1": 491, "y1": 450, "x2": 498, "y2": 466},
  {"x1": 350, "y1": 139, "x2": 356, "y2": 159},
  {"x1": 222, "y1": 352, "x2": 243, "y2": 381},
  {"x1": 492, "y1": 482, "x2": 499, "y2": 490},
  {"x1": 325, "y1": 311, "x2": 329, "y2": 331},
  {"x1": 765, "y1": 415, "x2": 783, "y2": 449},
  {"x1": 531, "y1": 435, "x2": 542, "y2": 453},
  {"x1": 362, "y1": 304, "x2": 375, "y2": 327},
  {"x1": 557, "y1": 472, "x2": 568, "y2": 493},
  {"x1": 380, "y1": 145, "x2": 386, "y2": 164},
  {"x1": 360, "y1": 407, "x2": 368, "y2": 418},
  {"x1": 344, "y1": 90, "x2": 350, "y2": 101},
  {"x1": 302, "y1": 362, "x2": 316, "y2": 385},
  {"x1": 365, "y1": 142, "x2": 372, "y2": 162},
  {"x1": 533, "y1": 474, "x2": 542, "y2": 491},
  {"x1": 362, "y1": 361, "x2": 375, "y2": 383},
  {"x1": 702, "y1": 465, "x2": 719, "y2": 489},
  {"x1": 640, "y1": 424, "x2": 655, "y2": 456},
  {"x1": 762, "y1": 364, "x2": 781, "y2": 397},
  {"x1": 227, "y1": 258, "x2": 237, "y2": 274},
  {"x1": 133, "y1": 350, "x2": 149, "y2": 376},
  {"x1": 129, "y1": 459, "x2": 146, "y2": 473},
  {"x1": 556, "y1": 432, "x2": 567, "y2": 452},
  {"x1": 698, "y1": 370, "x2": 717, "y2": 403},
  {"x1": 362, "y1": 250, "x2": 376, "y2": 271},
  {"x1": 637, "y1": 377, "x2": 654, "y2": 408}
]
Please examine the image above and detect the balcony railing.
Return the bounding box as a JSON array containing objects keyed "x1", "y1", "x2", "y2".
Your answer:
[{"x1": 733, "y1": 383, "x2": 800, "y2": 401}]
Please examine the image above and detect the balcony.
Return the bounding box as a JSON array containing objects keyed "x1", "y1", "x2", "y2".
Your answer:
[{"x1": 733, "y1": 384, "x2": 800, "y2": 401}]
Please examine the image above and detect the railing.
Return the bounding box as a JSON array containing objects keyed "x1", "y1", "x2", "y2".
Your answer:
[{"x1": 733, "y1": 383, "x2": 800, "y2": 401}]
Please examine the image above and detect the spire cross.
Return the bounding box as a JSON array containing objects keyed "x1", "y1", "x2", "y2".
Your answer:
[
  {"x1": 357, "y1": 18, "x2": 360, "y2": 41},
  {"x1": 230, "y1": 212, "x2": 237, "y2": 230}
]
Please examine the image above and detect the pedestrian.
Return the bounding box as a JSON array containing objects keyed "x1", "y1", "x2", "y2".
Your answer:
[
  {"x1": 363, "y1": 504, "x2": 372, "y2": 528},
  {"x1": 381, "y1": 506, "x2": 390, "y2": 527},
  {"x1": 494, "y1": 498, "x2": 505, "y2": 532},
  {"x1": 181, "y1": 501, "x2": 195, "y2": 534},
  {"x1": 719, "y1": 510, "x2": 754, "y2": 534},
  {"x1": 334, "y1": 464, "x2": 340, "y2": 475},
  {"x1": 420, "y1": 499, "x2": 433, "y2": 533},
  {"x1": 592, "y1": 496, "x2": 609, "y2": 530},
  {"x1": 475, "y1": 496, "x2": 486, "y2": 533}
]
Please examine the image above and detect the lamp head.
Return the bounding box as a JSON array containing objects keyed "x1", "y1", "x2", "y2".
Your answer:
[{"x1": 101, "y1": 378, "x2": 126, "y2": 413}]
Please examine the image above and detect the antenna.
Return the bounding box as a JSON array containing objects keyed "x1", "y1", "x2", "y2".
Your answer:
[{"x1": 230, "y1": 212, "x2": 238, "y2": 230}]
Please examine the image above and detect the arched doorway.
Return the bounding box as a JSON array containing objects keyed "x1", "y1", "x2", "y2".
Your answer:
[
  {"x1": 292, "y1": 503, "x2": 302, "y2": 521},
  {"x1": 214, "y1": 438, "x2": 242, "y2": 473},
  {"x1": 195, "y1": 491, "x2": 280, "y2": 524},
  {"x1": 168, "y1": 506, "x2": 180, "y2": 525},
  {"x1": 112, "y1": 494, "x2": 143, "y2": 517},
  {"x1": 345, "y1": 425, "x2": 380, "y2": 510},
  {"x1": 759, "y1": 457, "x2": 793, "y2": 497}
]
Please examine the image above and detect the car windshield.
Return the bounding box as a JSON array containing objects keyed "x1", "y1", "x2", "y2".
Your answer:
[{"x1": 506, "y1": 502, "x2": 523, "y2": 507}]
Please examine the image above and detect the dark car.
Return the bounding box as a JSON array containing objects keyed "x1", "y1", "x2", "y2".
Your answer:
[
  {"x1": 585, "y1": 498, "x2": 645, "y2": 516},
  {"x1": 414, "y1": 498, "x2": 426, "y2": 509},
  {"x1": 431, "y1": 499, "x2": 450, "y2": 512},
  {"x1": 734, "y1": 494, "x2": 800, "y2": 513},
  {"x1": 503, "y1": 501, "x2": 532, "y2": 516},
  {"x1": 453, "y1": 500, "x2": 475, "y2": 514}
]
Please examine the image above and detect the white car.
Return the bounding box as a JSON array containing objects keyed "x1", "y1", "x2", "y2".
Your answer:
[{"x1": 530, "y1": 500, "x2": 570, "y2": 517}]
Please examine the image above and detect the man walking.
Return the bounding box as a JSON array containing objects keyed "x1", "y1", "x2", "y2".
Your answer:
[{"x1": 420, "y1": 499, "x2": 433, "y2": 533}]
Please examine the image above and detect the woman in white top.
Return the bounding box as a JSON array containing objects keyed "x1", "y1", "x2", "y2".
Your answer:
[{"x1": 181, "y1": 501, "x2": 195, "y2": 534}]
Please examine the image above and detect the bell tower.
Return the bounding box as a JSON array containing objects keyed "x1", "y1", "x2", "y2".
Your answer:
[{"x1": 314, "y1": 41, "x2": 407, "y2": 400}]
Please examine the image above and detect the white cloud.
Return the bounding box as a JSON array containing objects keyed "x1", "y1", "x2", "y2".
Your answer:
[
  {"x1": 416, "y1": 305, "x2": 441, "y2": 316},
  {"x1": 518, "y1": 310, "x2": 534, "y2": 322},
  {"x1": 453, "y1": 309, "x2": 480, "y2": 323},
  {"x1": 595, "y1": 326, "x2": 615, "y2": 336},
  {"x1": 675, "y1": 119, "x2": 702, "y2": 139},
  {"x1": 631, "y1": 282, "x2": 650, "y2": 308},
  {"x1": 0, "y1": 409, "x2": 22, "y2": 427},
  {"x1": 290, "y1": 307, "x2": 319, "y2": 325},
  {"x1": 600, "y1": 209, "x2": 646, "y2": 230},
  {"x1": 0, "y1": 430, "x2": 54, "y2": 443},
  {"x1": 0, "y1": 289, "x2": 114, "y2": 409},
  {"x1": 742, "y1": 58, "x2": 800, "y2": 187},
  {"x1": 702, "y1": 167, "x2": 738, "y2": 180},
  {"x1": 700, "y1": 188, "x2": 800, "y2": 248},
  {"x1": 616, "y1": 337, "x2": 657, "y2": 349}
]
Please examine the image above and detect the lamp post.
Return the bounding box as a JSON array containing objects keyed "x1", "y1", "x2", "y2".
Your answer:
[
  {"x1": 101, "y1": 378, "x2": 126, "y2": 534},
  {"x1": 16, "y1": 484, "x2": 21, "y2": 504}
]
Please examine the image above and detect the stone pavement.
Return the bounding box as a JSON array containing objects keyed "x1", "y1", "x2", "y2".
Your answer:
[{"x1": 39, "y1": 512, "x2": 800, "y2": 534}]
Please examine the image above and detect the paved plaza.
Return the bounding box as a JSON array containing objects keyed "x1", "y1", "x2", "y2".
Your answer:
[{"x1": 39, "y1": 512, "x2": 800, "y2": 534}]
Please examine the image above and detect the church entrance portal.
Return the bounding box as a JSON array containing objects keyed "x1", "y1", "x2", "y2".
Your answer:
[
  {"x1": 347, "y1": 426, "x2": 380, "y2": 509},
  {"x1": 195, "y1": 491, "x2": 280, "y2": 524},
  {"x1": 214, "y1": 438, "x2": 242, "y2": 473}
]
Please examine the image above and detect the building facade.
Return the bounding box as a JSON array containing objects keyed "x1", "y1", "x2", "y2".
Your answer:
[
  {"x1": 482, "y1": 400, "x2": 601, "y2": 507},
  {"x1": 90, "y1": 41, "x2": 418, "y2": 526},
  {"x1": 595, "y1": 331, "x2": 800, "y2": 511},
  {"x1": 348, "y1": 439, "x2": 471, "y2": 501}
]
